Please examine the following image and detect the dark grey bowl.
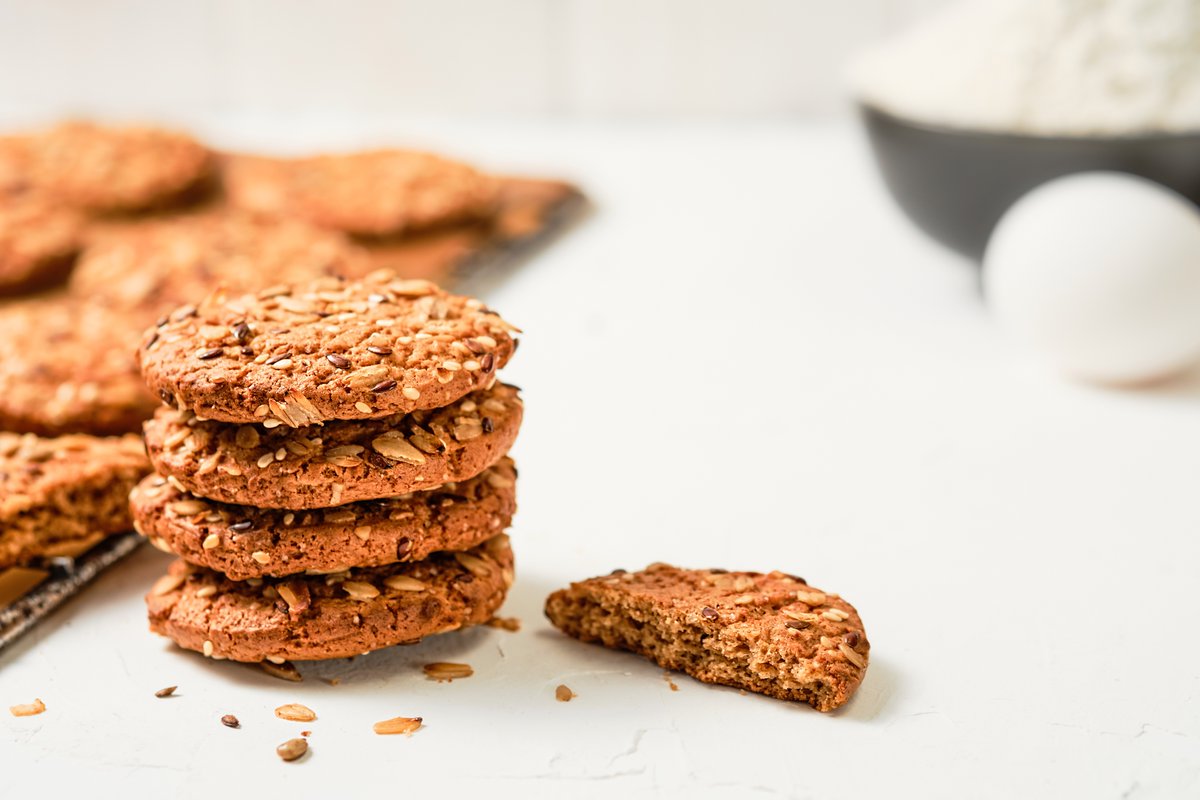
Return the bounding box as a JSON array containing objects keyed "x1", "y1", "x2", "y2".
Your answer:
[{"x1": 859, "y1": 103, "x2": 1200, "y2": 261}]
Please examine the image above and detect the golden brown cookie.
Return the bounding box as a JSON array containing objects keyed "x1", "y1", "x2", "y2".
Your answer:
[
  {"x1": 29, "y1": 121, "x2": 213, "y2": 212},
  {"x1": 142, "y1": 383, "x2": 523, "y2": 509},
  {"x1": 0, "y1": 296, "x2": 158, "y2": 435},
  {"x1": 0, "y1": 194, "x2": 83, "y2": 295},
  {"x1": 132, "y1": 457, "x2": 517, "y2": 579},
  {"x1": 71, "y1": 211, "x2": 368, "y2": 319},
  {"x1": 146, "y1": 533, "x2": 514, "y2": 662},
  {"x1": 0, "y1": 432, "x2": 150, "y2": 569},
  {"x1": 545, "y1": 564, "x2": 869, "y2": 712},
  {"x1": 138, "y1": 271, "x2": 518, "y2": 425}
]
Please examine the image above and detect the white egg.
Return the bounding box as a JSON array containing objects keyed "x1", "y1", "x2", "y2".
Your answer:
[{"x1": 984, "y1": 172, "x2": 1200, "y2": 385}]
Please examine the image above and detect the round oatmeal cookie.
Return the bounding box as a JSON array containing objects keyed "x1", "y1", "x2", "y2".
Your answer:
[
  {"x1": 71, "y1": 211, "x2": 367, "y2": 318},
  {"x1": 289, "y1": 150, "x2": 500, "y2": 236},
  {"x1": 138, "y1": 271, "x2": 518, "y2": 424},
  {"x1": 143, "y1": 383, "x2": 523, "y2": 509},
  {"x1": 30, "y1": 121, "x2": 213, "y2": 212},
  {"x1": 146, "y1": 533, "x2": 514, "y2": 662},
  {"x1": 0, "y1": 194, "x2": 83, "y2": 295},
  {"x1": 0, "y1": 296, "x2": 158, "y2": 436},
  {"x1": 132, "y1": 457, "x2": 517, "y2": 579},
  {"x1": 0, "y1": 432, "x2": 149, "y2": 570}
]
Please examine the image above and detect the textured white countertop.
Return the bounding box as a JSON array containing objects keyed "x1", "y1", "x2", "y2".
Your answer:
[{"x1": 3, "y1": 119, "x2": 1198, "y2": 799}]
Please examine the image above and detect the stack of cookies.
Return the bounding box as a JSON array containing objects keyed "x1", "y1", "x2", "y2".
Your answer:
[{"x1": 130, "y1": 270, "x2": 523, "y2": 665}]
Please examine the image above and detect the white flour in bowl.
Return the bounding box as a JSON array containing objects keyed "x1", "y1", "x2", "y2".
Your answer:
[{"x1": 851, "y1": 0, "x2": 1200, "y2": 136}]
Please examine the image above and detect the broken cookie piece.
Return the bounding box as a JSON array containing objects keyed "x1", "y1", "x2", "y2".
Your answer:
[{"x1": 544, "y1": 563, "x2": 869, "y2": 712}]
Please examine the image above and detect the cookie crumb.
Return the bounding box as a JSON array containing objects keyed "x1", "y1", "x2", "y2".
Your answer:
[
  {"x1": 221, "y1": 714, "x2": 240, "y2": 728},
  {"x1": 555, "y1": 684, "x2": 575, "y2": 702},
  {"x1": 276, "y1": 737, "x2": 308, "y2": 762},
  {"x1": 323, "y1": 677, "x2": 341, "y2": 687},
  {"x1": 154, "y1": 686, "x2": 177, "y2": 698},
  {"x1": 275, "y1": 703, "x2": 317, "y2": 722},
  {"x1": 423, "y1": 662, "x2": 473, "y2": 681},
  {"x1": 663, "y1": 672, "x2": 679, "y2": 692},
  {"x1": 486, "y1": 616, "x2": 521, "y2": 632},
  {"x1": 373, "y1": 716, "x2": 423, "y2": 735},
  {"x1": 10, "y1": 699, "x2": 45, "y2": 717}
]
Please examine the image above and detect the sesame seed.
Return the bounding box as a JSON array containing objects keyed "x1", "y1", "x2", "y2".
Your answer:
[
  {"x1": 463, "y1": 360, "x2": 480, "y2": 371},
  {"x1": 262, "y1": 418, "x2": 282, "y2": 429},
  {"x1": 384, "y1": 574, "x2": 426, "y2": 591},
  {"x1": 251, "y1": 551, "x2": 271, "y2": 564},
  {"x1": 402, "y1": 386, "x2": 420, "y2": 400},
  {"x1": 256, "y1": 453, "x2": 275, "y2": 469},
  {"x1": 202, "y1": 533, "x2": 221, "y2": 550},
  {"x1": 354, "y1": 401, "x2": 373, "y2": 413},
  {"x1": 270, "y1": 359, "x2": 294, "y2": 370},
  {"x1": 441, "y1": 360, "x2": 462, "y2": 371},
  {"x1": 195, "y1": 586, "x2": 217, "y2": 598},
  {"x1": 476, "y1": 336, "x2": 497, "y2": 347},
  {"x1": 203, "y1": 640, "x2": 215, "y2": 657},
  {"x1": 229, "y1": 520, "x2": 254, "y2": 532}
]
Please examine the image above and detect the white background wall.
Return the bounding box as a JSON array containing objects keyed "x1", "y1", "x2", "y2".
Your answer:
[{"x1": 0, "y1": 0, "x2": 953, "y2": 123}]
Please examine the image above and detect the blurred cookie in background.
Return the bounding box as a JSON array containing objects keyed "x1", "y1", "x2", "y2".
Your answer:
[
  {"x1": 72, "y1": 210, "x2": 369, "y2": 320},
  {"x1": 0, "y1": 194, "x2": 83, "y2": 296},
  {"x1": 0, "y1": 296, "x2": 155, "y2": 436},
  {"x1": 26, "y1": 121, "x2": 215, "y2": 213}
]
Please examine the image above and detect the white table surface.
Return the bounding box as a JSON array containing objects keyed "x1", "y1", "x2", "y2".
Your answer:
[{"x1": 3, "y1": 119, "x2": 1198, "y2": 800}]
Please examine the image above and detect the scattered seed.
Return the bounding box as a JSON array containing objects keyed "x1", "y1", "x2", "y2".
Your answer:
[
  {"x1": 326, "y1": 353, "x2": 351, "y2": 369},
  {"x1": 155, "y1": 686, "x2": 177, "y2": 698},
  {"x1": 221, "y1": 714, "x2": 240, "y2": 728},
  {"x1": 259, "y1": 660, "x2": 303, "y2": 682},
  {"x1": 555, "y1": 685, "x2": 575, "y2": 702},
  {"x1": 275, "y1": 704, "x2": 317, "y2": 722},
  {"x1": 276, "y1": 738, "x2": 308, "y2": 762},
  {"x1": 423, "y1": 662, "x2": 473, "y2": 681},
  {"x1": 373, "y1": 716, "x2": 423, "y2": 736},
  {"x1": 10, "y1": 699, "x2": 45, "y2": 717}
]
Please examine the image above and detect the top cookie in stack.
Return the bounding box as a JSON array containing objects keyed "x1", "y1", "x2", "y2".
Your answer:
[{"x1": 139, "y1": 270, "x2": 517, "y2": 425}]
